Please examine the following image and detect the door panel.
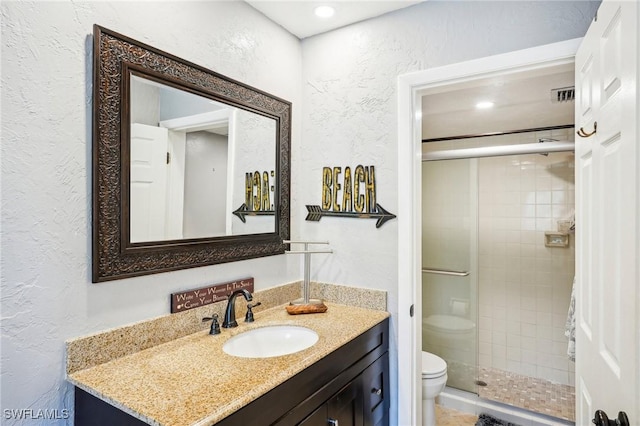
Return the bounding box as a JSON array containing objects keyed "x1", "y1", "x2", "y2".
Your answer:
[
  {"x1": 574, "y1": 1, "x2": 639, "y2": 423},
  {"x1": 130, "y1": 123, "x2": 169, "y2": 242}
]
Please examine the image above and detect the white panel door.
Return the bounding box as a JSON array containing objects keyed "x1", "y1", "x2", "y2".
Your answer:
[
  {"x1": 574, "y1": 1, "x2": 639, "y2": 424},
  {"x1": 130, "y1": 123, "x2": 169, "y2": 243},
  {"x1": 165, "y1": 129, "x2": 186, "y2": 240}
]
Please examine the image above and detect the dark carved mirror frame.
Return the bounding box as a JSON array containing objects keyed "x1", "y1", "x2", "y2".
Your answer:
[{"x1": 92, "y1": 25, "x2": 291, "y2": 282}]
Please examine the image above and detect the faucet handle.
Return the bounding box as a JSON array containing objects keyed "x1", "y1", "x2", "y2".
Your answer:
[
  {"x1": 202, "y1": 313, "x2": 221, "y2": 335},
  {"x1": 245, "y1": 302, "x2": 262, "y2": 323}
]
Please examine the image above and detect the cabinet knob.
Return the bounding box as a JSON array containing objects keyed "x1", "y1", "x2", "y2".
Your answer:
[
  {"x1": 371, "y1": 387, "x2": 382, "y2": 396},
  {"x1": 327, "y1": 419, "x2": 339, "y2": 426}
]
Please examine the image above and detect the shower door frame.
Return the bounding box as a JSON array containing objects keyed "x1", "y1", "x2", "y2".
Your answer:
[{"x1": 396, "y1": 38, "x2": 582, "y2": 426}]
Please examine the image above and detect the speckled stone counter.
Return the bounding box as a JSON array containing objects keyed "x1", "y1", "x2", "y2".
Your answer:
[{"x1": 67, "y1": 303, "x2": 389, "y2": 426}]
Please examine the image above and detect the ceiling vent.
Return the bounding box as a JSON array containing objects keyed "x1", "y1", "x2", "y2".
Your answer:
[{"x1": 551, "y1": 86, "x2": 575, "y2": 103}]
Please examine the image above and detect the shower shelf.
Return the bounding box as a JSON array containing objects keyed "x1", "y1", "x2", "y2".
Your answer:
[{"x1": 544, "y1": 232, "x2": 570, "y2": 248}]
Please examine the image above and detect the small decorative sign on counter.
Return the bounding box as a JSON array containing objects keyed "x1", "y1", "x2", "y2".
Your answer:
[{"x1": 171, "y1": 278, "x2": 254, "y2": 313}]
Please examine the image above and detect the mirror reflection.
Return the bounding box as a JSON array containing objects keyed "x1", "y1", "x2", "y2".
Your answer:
[{"x1": 129, "y1": 74, "x2": 277, "y2": 243}]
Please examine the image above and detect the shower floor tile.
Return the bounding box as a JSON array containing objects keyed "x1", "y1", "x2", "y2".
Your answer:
[{"x1": 477, "y1": 367, "x2": 575, "y2": 422}]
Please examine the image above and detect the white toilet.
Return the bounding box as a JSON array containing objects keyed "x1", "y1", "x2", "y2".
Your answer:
[
  {"x1": 421, "y1": 351, "x2": 448, "y2": 426},
  {"x1": 423, "y1": 314, "x2": 476, "y2": 367}
]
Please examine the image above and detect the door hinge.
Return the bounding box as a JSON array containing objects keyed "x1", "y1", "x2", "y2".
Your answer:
[{"x1": 166, "y1": 152, "x2": 171, "y2": 164}]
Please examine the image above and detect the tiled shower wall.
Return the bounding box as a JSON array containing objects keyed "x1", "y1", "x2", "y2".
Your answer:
[{"x1": 477, "y1": 129, "x2": 576, "y2": 386}]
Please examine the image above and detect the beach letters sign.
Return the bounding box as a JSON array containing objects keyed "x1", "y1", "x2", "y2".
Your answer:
[
  {"x1": 233, "y1": 170, "x2": 275, "y2": 222},
  {"x1": 306, "y1": 165, "x2": 396, "y2": 228}
]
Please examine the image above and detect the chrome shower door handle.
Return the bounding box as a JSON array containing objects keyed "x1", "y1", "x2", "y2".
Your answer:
[{"x1": 422, "y1": 268, "x2": 470, "y2": 277}]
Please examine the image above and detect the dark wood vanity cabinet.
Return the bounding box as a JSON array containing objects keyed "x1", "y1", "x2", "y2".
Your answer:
[
  {"x1": 75, "y1": 318, "x2": 389, "y2": 426},
  {"x1": 293, "y1": 353, "x2": 389, "y2": 426},
  {"x1": 227, "y1": 318, "x2": 390, "y2": 426}
]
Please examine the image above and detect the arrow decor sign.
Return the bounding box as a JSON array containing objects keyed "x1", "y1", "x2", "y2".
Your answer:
[
  {"x1": 233, "y1": 203, "x2": 274, "y2": 223},
  {"x1": 306, "y1": 165, "x2": 396, "y2": 228},
  {"x1": 233, "y1": 170, "x2": 275, "y2": 222}
]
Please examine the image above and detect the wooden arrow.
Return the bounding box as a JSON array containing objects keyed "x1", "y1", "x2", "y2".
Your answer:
[
  {"x1": 305, "y1": 204, "x2": 396, "y2": 228},
  {"x1": 232, "y1": 203, "x2": 275, "y2": 223}
]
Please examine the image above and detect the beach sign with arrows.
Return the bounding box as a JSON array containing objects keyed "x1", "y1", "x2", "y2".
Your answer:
[
  {"x1": 233, "y1": 170, "x2": 275, "y2": 223},
  {"x1": 306, "y1": 165, "x2": 396, "y2": 228}
]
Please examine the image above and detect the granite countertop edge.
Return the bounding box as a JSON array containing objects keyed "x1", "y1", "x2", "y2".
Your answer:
[{"x1": 67, "y1": 303, "x2": 390, "y2": 426}]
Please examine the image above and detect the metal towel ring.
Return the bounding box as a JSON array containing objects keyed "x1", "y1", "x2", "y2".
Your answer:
[{"x1": 577, "y1": 121, "x2": 597, "y2": 138}]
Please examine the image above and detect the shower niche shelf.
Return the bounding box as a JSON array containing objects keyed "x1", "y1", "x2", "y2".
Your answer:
[{"x1": 544, "y1": 232, "x2": 569, "y2": 248}]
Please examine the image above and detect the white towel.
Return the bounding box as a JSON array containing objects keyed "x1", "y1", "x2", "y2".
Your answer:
[{"x1": 565, "y1": 276, "x2": 576, "y2": 362}]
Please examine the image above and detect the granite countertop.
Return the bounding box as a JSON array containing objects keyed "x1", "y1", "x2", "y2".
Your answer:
[{"x1": 67, "y1": 303, "x2": 389, "y2": 426}]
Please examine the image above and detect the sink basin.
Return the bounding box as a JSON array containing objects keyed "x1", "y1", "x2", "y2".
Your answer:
[{"x1": 222, "y1": 325, "x2": 319, "y2": 358}]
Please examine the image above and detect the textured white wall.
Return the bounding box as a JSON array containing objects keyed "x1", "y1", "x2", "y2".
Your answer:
[
  {"x1": 300, "y1": 1, "x2": 598, "y2": 421},
  {"x1": 1, "y1": 1, "x2": 599, "y2": 424},
  {"x1": 1, "y1": 1, "x2": 301, "y2": 423}
]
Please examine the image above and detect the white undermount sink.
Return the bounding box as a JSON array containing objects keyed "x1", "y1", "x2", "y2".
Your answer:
[{"x1": 222, "y1": 325, "x2": 319, "y2": 358}]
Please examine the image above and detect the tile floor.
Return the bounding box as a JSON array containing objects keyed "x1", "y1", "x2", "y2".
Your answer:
[
  {"x1": 433, "y1": 364, "x2": 575, "y2": 425},
  {"x1": 477, "y1": 367, "x2": 575, "y2": 421},
  {"x1": 436, "y1": 404, "x2": 478, "y2": 426}
]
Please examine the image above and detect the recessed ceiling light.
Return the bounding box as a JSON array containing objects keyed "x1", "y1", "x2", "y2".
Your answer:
[
  {"x1": 314, "y1": 5, "x2": 335, "y2": 18},
  {"x1": 475, "y1": 101, "x2": 495, "y2": 109}
]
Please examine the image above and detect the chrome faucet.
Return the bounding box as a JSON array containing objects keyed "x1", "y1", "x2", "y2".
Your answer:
[{"x1": 222, "y1": 289, "x2": 253, "y2": 328}]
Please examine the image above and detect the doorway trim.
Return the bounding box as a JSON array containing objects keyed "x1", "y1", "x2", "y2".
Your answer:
[{"x1": 396, "y1": 38, "x2": 582, "y2": 425}]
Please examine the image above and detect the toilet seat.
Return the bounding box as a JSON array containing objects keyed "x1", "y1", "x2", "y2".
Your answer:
[{"x1": 421, "y1": 351, "x2": 447, "y2": 379}]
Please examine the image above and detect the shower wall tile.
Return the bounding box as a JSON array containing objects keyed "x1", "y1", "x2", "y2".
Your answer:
[
  {"x1": 522, "y1": 336, "x2": 536, "y2": 350},
  {"x1": 507, "y1": 333, "x2": 521, "y2": 348},
  {"x1": 478, "y1": 130, "x2": 575, "y2": 385},
  {"x1": 479, "y1": 353, "x2": 492, "y2": 367}
]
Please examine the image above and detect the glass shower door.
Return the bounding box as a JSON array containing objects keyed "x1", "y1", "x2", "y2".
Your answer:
[{"x1": 421, "y1": 158, "x2": 478, "y2": 393}]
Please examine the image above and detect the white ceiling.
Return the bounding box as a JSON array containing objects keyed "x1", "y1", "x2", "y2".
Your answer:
[
  {"x1": 245, "y1": 0, "x2": 425, "y2": 39},
  {"x1": 243, "y1": 0, "x2": 576, "y2": 141},
  {"x1": 422, "y1": 63, "x2": 576, "y2": 140}
]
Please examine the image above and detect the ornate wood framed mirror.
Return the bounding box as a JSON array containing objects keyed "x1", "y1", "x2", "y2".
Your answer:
[{"x1": 92, "y1": 25, "x2": 291, "y2": 282}]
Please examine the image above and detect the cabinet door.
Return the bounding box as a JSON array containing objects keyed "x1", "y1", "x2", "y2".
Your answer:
[
  {"x1": 327, "y1": 380, "x2": 364, "y2": 426},
  {"x1": 299, "y1": 405, "x2": 329, "y2": 426},
  {"x1": 298, "y1": 381, "x2": 364, "y2": 426},
  {"x1": 361, "y1": 354, "x2": 389, "y2": 426}
]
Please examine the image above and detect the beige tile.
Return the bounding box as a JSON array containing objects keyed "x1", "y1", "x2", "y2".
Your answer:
[
  {"x1": 477, "y1": 366, "x2": 575, "y2": 421},
  {"x1": 436, "y1": 404, "x2": 478, "y2": 426}
]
